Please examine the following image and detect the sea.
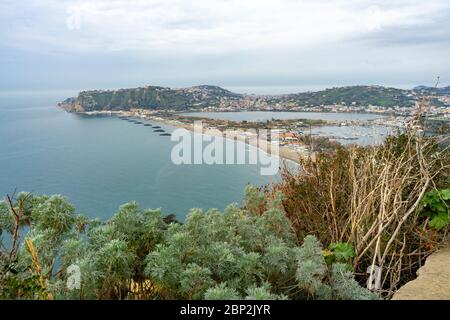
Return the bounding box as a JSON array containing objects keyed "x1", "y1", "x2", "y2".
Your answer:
[
  {"x1": 0, "y1": 91, "x2": 390, "y2": 220},
  {"x1": 0, "y1": 91, "x2": 278, "y2": 220}
]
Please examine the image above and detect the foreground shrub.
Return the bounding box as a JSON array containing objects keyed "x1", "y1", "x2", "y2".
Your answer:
[
  {"x1": 267, "y1": 130, "x2": 449, "y2": 297},
  {"x1": 0, "y1": 189, "x2": 376, "y2": 300}
]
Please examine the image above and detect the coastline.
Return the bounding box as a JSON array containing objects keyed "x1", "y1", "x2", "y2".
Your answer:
[
  {"x1": 75, "y1": 110, "x2": 305, "y2": 164},
  {"x1": 147, "y1": 115, "x2": 305, "y2": 164}
]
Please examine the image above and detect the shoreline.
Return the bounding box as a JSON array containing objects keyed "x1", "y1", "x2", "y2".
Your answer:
[
  {"x1": 68, "y1": 108, "x2": 416, "y2": 164},
  {"x1": 84, "y1": 110, "x2": 307, "y2": 164},
  {"x1": 148, "y1": 115, "x2": 305, "y2": 164},
  {"x1": 148, "y1": 116, "x2": 307, "y2": 164}
]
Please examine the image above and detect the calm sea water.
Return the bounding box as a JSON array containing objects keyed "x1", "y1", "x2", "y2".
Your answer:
[
  {"x1": 310, "y1": 125, "x2": 394, "y2": 146},
  {"x1": 0, "y1": 92, "x2": 276, "y2": 220},
  {"x1": 182, "y1": 111, "x2": 389, "y2": 146}
]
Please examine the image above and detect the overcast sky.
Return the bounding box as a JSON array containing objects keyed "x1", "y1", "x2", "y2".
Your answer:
[{"x1": 1, "y1": 0, "x2": 449, "y2": 93}]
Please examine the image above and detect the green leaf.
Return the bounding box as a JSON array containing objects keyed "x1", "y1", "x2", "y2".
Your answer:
[
  {"x1": 440, "y1": 189, "x2": 450, "y2": 201},
  {"x1": 435, "y1": 203, "x2": 448, "y2": 213},
  {"x1": 329, "y1": 243, "x2": 355, "y2": 263},
  {"x1": 428, "y1": 212, "x2": 449, "y2": 230},
  {"x1": 419, "y1": 189, "x2": 450, "y2": 221}
]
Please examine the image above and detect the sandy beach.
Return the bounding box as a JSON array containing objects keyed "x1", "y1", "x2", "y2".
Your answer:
[{"x1": 148, "y1": 116, "x2": 305, "y2": 164}]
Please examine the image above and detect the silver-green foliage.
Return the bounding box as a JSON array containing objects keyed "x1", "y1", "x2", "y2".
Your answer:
[
  {"x1": 295, "y1": 235, "x2": 378, "y2": 300},
  {"x1": 144, "y1": 190, "x2": 298, "y2": 299},
  {"x1": 331, "y1": 263, "x2": 379, "y2": 300},
  {"x1": 1, "y1": 186, "x2": 378, "y2": 300}
]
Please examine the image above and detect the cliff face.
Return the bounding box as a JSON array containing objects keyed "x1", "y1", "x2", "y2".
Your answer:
[{"x1": 58, "y1": 85, "x2": 242, "y2": 112}]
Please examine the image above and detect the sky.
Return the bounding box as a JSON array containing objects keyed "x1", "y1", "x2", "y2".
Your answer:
[{"x1": 0, "y1": 0, "x2": 449, "y2": 94}]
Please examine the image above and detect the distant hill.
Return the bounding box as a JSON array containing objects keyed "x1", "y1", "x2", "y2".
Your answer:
[
  {"x1": 59, "y1": 84, "x2": 450, "y2": 112},
  {"x1": 413, "y1": 85, "x2": 431, "y2": 91},
  {"x1": 413, "y1": 85, "x2": 450, "y2": 95},
  {"x1": 280, "y1": 86, "x2": 417, "y2": 108},
  {"x1": 58, "y1": 85, "x2": 242, "y2": 112}
]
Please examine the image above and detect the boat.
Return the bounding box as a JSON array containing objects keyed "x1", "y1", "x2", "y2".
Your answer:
[
  {"x1": 154, "y1": 129, "x2": 165, "y2": 132},
  {"x1": 143, "y1": 124, "x2": 152, "y2": 127},
  {"x1": 160, "y1": 133, "x2": 171, "y2": 137},
  {"x1": 153, "y1": 126, "x2": 161, "y2": 129}
]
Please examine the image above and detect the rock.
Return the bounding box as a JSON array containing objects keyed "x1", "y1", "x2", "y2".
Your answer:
[{"x1": 392, "y1": 245, "x2": 450, "y2": 300}]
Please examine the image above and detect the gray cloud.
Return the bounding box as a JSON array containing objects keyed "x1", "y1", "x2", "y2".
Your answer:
[
  {"x1": 0, "y1": 0, "x2": 449, "y2": 92},
  {"x1": 358, "y1": 10, "x2": 450, "y2": 46}
]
